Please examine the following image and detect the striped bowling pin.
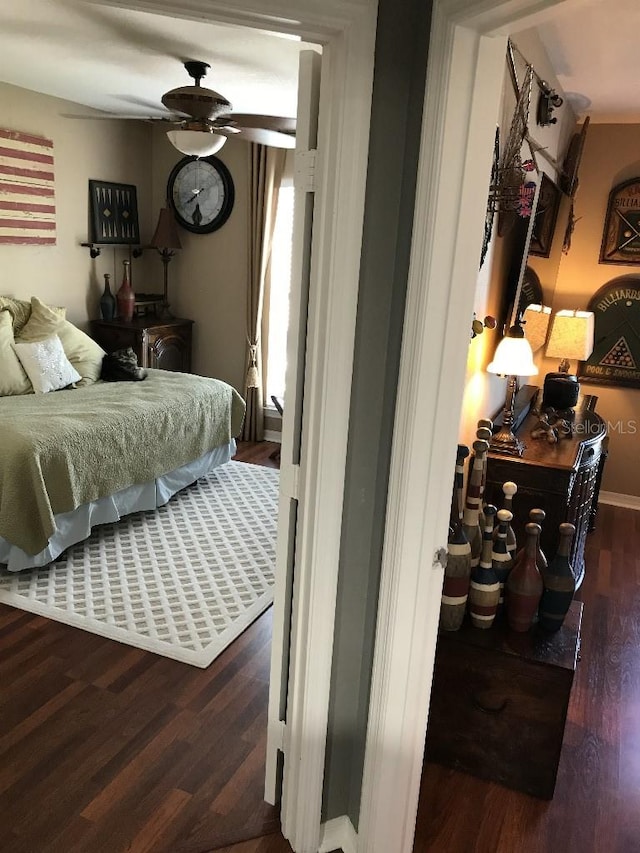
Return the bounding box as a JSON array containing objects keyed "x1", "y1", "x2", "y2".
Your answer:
[
  {"x1": 539, "y1": 523, "x2": 576, "y2": 632},
  {"x1": 441, "y1": 445, "x2": 472, "y2": 631},
  {"x1": 474, "y1": 423, "x2": 493, "y2": 532},
  {"x1": 492, "y1": 508, "x2": 514, "y2": 613},
  {"x1": 469, "y1": 504, "x2": 500, "y2": 629},
  {"x1": 506, "y1": 522, "x2": 544, "y2": 632},
  {"x1": 496, "y1": 481, "x2": 518, "y2": 557},
  {"x1": 463, "y1": 439, "x2": 489, "y2": 569},
  {"x1": 513, "y1": 508, "x2": 548, "y2": 575}
]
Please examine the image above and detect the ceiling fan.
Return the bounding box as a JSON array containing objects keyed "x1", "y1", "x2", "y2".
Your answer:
[{"x1": 68, "y1": 60, "x2": 296, "y2": 155}]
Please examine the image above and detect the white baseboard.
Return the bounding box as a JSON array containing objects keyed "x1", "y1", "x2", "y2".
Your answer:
[
  {"x1": 319, "y1": 815, "x2": 358, "y2": 853},
  {"x1": 264, "y1": 429, "x2": 282, "y2": 443},
  {"x1": 599, "y1": 491, "x2": 640, "y2": 511}
]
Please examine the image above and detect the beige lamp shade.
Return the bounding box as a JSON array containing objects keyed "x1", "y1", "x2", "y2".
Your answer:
[
  {"x1": 523, "y1": 303, "x2": 552, "y2": 352},
  {"x1": 546, "y1": 310, "x2": 595, "y2": 361},
  {"x1": 487, "y1": 325, "x2": 538, "y2": 377}
]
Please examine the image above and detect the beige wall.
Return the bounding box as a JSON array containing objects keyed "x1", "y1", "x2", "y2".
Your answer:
[
  {"x1": 0, "y1": 82, "x2": 153, "y2": 329},
  {"x1": 546, "y1": 123, "x2": 640, "y2": 497},
  {"x1": 151, "y1": 127, "x2": 249, "y2": 393},
  {"x1": 458, "y1": 29, "x2": 576, "y2": 446}
]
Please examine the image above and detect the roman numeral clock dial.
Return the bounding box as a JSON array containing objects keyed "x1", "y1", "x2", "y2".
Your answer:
[{"x1": 168, "y1": 155, "x2": 234, "y2": 234}]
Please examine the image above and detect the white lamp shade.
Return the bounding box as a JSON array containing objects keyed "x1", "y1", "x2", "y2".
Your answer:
[
  {"x1": 546, "y1": 309, "x2": 595, "y2": 361},
  {"x1": 487, "y1": 334, "x2": 538, "y2": 377},
  {"x1": 166, "y1": 129, "x2": 227, "y2": 157},
  {"x1": 523, "y1": 303, "x2": 552, "y2": 352}
]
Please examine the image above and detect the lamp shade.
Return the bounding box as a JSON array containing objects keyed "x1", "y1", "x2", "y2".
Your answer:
[
  {"x1": 166, "y1": 129, "x2": 226, "y2": 157},
  {"x1": 523, "y1": 303, "x2": 552, "y2": 353},
  {"x1": 546, "y1": 309, "x2": 595, "y2": 361},
  {"x1": 150, "y1": 207, "x2": 182, "y2": 251},
  {"x1": 487, "y1": 324, "x2": 538, "y2": 377}
]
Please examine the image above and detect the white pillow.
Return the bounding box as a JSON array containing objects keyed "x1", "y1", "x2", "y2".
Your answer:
[{"x1": 13, "y1": 335, "x2": 81, "y2": 394}]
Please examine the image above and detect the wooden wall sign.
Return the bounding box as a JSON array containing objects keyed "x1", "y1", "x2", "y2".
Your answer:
[
  {"x1": 579, "y1": 275, "x2": 640, "y2": 387},
  {"x1": 529, "y1": 174, "x2": 561, "y2": 258},
  {"x1": 600, "y1": 178, "x2": 640, "y2": 264},
  {"x1": 0, "y1": 128, "x2": 56, "y2": 246}
]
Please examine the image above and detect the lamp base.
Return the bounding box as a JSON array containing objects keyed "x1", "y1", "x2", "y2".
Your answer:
[{"x1": 489, "y1": 426, "x2": 525, "y2": 457}]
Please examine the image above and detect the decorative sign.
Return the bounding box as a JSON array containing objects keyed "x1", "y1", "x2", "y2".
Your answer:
[
  {"x1": 529, "y1": 174, "x2": 561, "y2": 258},
  {"x1": 89, "y1": 180, "x2": 139, "y2": 244},
  {"x1": 0, "y1": 127, "x2": 56, "y2": 246},
  {"x1": 600, "y1": 178, "x2": 640, "y2": 265},
  {"x1": 579, "y1": 276, "x2": 640, "y2": 387}
]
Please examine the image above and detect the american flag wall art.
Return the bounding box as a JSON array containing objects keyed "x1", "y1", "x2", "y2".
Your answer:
[{"x1": 0, "y1": 128, "x2": 56, "y2": 246}]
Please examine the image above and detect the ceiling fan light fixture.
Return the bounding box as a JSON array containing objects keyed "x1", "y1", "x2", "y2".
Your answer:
[{"x1": 166, "y1": 128, "x2": 226, "y2": 158}]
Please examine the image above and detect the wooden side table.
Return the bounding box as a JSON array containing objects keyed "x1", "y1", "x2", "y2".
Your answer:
[
  {"x1": 425, "y1": 601, "x2": 583, "y2": 799},
  {"x1": 91, "y1": 316, "x2": 193, "y2": 373}
]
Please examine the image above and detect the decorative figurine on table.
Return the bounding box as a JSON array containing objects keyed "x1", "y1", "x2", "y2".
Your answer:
[{"x1": 530, "y1": 408, "x2": 573, "y2": 443}]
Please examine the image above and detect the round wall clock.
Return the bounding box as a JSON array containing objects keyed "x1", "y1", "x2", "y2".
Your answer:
[{"x1": 167, "y1": 155, "x2": 234, "y2": 234}]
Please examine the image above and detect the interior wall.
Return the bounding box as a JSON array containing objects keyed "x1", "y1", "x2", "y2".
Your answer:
[
  {"x1": 0, "y1": 82, "x2": 153, "y2": 329},
  {"x1": 458, "y1": 29, "x2": 576, "y2": 445},
  {"x1": 545, "y1": 122, "x2": 640, "y2": 498},
  {"x1": 322, "y1": 0, "x2": 432, "y2": 827},
  {"x1": 150, "y1": 128, "x2": 249, "y2": 392}
]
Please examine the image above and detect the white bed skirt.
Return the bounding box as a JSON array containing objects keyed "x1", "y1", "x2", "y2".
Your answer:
[{"x1": 0, "y1": 440, "x2": 236, "y2": 572}]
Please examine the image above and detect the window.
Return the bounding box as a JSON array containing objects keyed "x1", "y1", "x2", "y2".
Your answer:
[{"x1": 266, "y1": 179, "x2": 295, "y2": 403}]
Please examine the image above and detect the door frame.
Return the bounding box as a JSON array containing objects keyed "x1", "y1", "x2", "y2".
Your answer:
[
  {"x1": 93, "y1": 0, "x2": 377, "y2": 850},
  {"x1": 357, "y1": 1, "x2": 574, "y2": 851}
]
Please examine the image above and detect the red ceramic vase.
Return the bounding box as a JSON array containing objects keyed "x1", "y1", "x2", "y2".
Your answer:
[{"x1": 116, "y1": 259, "x2": 135, "y2": 322}]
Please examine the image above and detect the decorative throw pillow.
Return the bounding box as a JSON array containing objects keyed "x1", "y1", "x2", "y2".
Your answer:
[
  {"x1": 0, "y1": 296, "x2": 65, "y2": 335},
  {"x1": 0, "y1": 310, "x2": 32, "y2": 395},
  {"x1": 13, "y1": 335, "x2": 81, "y2": 394},
  {"x1": 17, "y1": 297, "x2": 105, "y2": 386}
]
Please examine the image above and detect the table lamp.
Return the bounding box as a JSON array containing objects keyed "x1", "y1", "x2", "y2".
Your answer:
[
  {"x1": 543, "y1": 310, "x2": 594, "y2": 411},
  {"x1": 150, "y1": 206, "x2": 182, "y2": 317},
  {"x1": 522, "y1": 303, "x2": 552, "y2": 353},
  {"x1": 487, "y1": 321, "x2": 538, "y2": 456}
]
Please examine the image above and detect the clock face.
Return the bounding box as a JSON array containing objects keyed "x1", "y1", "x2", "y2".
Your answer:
[{"x1": 168, "y1": 155, "x2": 234, "y2": 234}]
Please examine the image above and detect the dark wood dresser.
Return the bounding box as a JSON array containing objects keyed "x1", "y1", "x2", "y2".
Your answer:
[
  {"x1": 425, "y1": 601, "x2": 583, "y2": 799},
  {"x1": 484, "y1": 395, "x2": 607, "y2": 588},
  {"x1": 91, "y1": 317, "x2": 193, "y2": 373}
]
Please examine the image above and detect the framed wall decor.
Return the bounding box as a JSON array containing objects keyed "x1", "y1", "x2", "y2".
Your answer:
[
  {"x1": 579, "y1": 275, "x2": 640, "y2": 388},
  {"x1": 89, "y1": 180, "x2": 140, "y2": 244},
  {"x1": 529, "y1": 173, "x2": 561, "y2": 258},
  {"x1": 600, "y1": 177, "x2": 640, "y2": 265}
]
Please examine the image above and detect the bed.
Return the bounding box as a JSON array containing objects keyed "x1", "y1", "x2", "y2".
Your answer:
[{"x1": 0, "y1": 369, "x2": 246, "y2": 572}]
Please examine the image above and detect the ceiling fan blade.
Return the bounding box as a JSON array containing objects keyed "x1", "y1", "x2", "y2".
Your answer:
[
  {"x1": 237, "y1": 126, "x2": 296, "y2": 149},
  {"x1": 61, "y1": 113, "x2": 180, "y2": 123},
  {"x1": 230, "y1": 114, "x2": 296, "y2": 135},
  {"x1": 212, "y1": 125, "x2": 242, "y2": 137}
]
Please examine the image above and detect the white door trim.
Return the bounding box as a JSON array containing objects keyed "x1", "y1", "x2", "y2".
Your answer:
[
  {"x1": 357, "y1": 1, "x2": 573, "y2": 852},
  {"x1": 92, "y1": 1, "x2": 377, "y2": 851}
]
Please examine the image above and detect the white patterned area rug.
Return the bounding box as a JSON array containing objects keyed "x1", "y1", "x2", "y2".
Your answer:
[{"x1": 0, "y1": 461, "x2": 279, "y2": 668}]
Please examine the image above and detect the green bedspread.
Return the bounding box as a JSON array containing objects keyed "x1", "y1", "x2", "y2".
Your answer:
[{"x1": 0, "y1": 370, "x2": 245, "y2": 555}]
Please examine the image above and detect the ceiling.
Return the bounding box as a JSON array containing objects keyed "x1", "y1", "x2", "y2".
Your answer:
[
  {"x1": 535, "y1": 0, "x2": 640, "y2": 123},
  {"x1": 0, "y1": 0, "x2": 308, "y2": 120},
  {"x1": 0, "y1": 0, "x2": 637, "y2": 125}
]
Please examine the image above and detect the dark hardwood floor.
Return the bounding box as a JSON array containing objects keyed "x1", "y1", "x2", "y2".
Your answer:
[
  {"x1": 7, "y1": 441, "x2": 636, "y2": 852},
  {"x1": 0, "y1": 440, "x2": 292, "y2": 853},
  {"x1": 414, "y1": 503, "x2": 640, "y2": 853}
]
